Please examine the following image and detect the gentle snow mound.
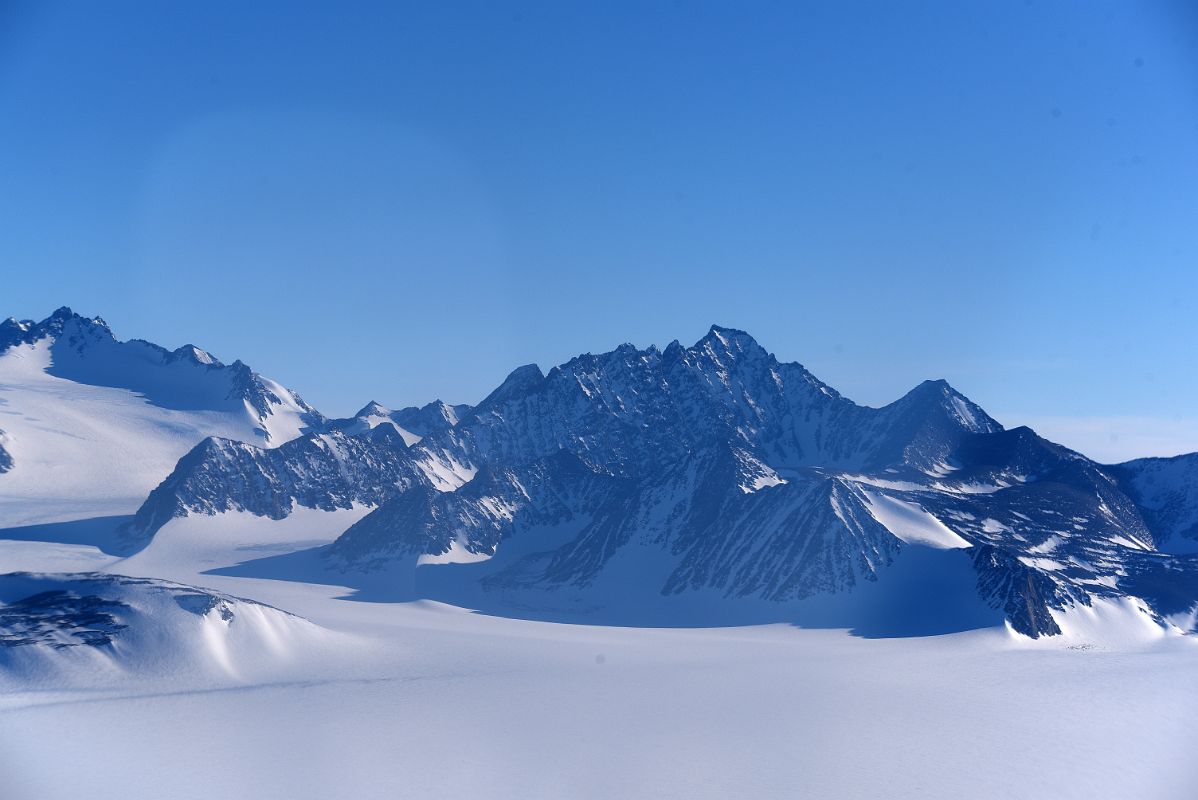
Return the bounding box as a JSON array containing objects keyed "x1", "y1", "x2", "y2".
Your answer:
[{"x1": 0, "y1": 572, "x2": 334, "y2": 685}]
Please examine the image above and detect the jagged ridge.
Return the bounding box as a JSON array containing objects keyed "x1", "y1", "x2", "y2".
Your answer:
[{"x1": 126, "y1": 324, "x2": 1198, "y2": 637}]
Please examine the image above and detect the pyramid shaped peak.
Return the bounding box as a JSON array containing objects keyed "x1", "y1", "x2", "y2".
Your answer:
[
  {"x1": 356, "y1": 400, "x2": 391, "y2": 418},
  {"x1": 696, "y1": 324, "x2": 764, "y2": 353},
  {"x1": 420, "y1": 399, "x2": 465, "y2": 424},
  {"x1": 474, "y1": 363, "x2": 545, "y2": 411},
  {"x1": 707, "y1": 323, "x2": 752, "y2": 338},
  {"x1": 913, "y1": 378, "x2": 953, "y2": 393},
  {"x1": 172, "y1": 344, "x2": 220, "y2": 366},
  {"x1": 894, "y1": 378, "x2": 1001, "y2": 434}
]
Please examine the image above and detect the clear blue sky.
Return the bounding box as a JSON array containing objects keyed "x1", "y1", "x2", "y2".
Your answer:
[{"x1": 2, "y1": 1, "x2": 1196, "y2": 461}]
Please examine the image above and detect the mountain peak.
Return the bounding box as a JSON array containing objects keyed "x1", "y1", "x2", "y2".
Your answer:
[
  {"x1": 356, "y1": 401, "x2": 390, "y2": 418},
  {"x1": 695, "y1": 324, "x2": 766, "y2": 358},
  {"x1": 382, "y1": 399, "x2": 470, "y2": 438},
  {"x1": 1, "y1": 306, "x2": 114, "y2": 353},
  {"x1": 913, "y1": 378, "x2": 952, "y2": 393},
  {"x1": 897, "y1": 378, "x2": 971, "y2": 405},
  {"x1": 170, "y1": 344, "x2": 220, "y2": 366},
  {"x1": 0, "y1": 317, "x2": 32, "y2": 341},
  {"x1": 48, "y1": 306, "x2": 109, "y2": 330},
  {"x1": 707, "y1": 323, "x2": 750, "y2": 338},
  {"x1": 483, "y1": 364, "x2": 544, "y2": 402},
  {"x1": 895, "y1": 378, "x2": 1001, "y2": 435},
  {"x1": 702, "y1": 323, "x2": 753, "y2": 342},
  {"x1": 422, "y1": 400, "x2": 465, "y2": 426}
]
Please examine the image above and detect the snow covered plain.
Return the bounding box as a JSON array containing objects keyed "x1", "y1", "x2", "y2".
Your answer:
[{"x1": 0, "y1": 511, "x2": 1195, "y2": 800}]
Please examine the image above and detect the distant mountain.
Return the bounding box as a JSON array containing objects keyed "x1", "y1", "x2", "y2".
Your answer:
[
  {"x1": 0, "y1": 307, "x2": 325, "y2": 526},
  {"x1": 0, "y1": 307, "x2": 324, "y2": 434},
  {"x1": 125, "y1": 425, "x2": 417, "y2": 546},
  {"x1": 1110, "y1": 453, "x2": 1198, "y2": 554},
  {"x1": 125, "y1": 325, "x2": 1198, "y2": 637},
  {"x1": 124, "y1": 398, "x2": 475, "y2": 541},
  {"x1": 326, "y1": 399, "x2": 470, "y2": 446}
]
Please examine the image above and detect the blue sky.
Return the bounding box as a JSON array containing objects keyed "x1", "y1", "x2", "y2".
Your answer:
[{"x1": 1, "y1": 1, "x2": 1196, "y2": 461}]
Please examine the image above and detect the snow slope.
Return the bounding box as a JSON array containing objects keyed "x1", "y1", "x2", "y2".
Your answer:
[
  {"x1": 0, "y1": 571, "x2": 338, "y2": 686},
  {"x1": 0, "y1": 309, "x2": 323, "y2": 526},
  {"x1": 860, "y1": 490, "x2": 973, "y2": 549}
]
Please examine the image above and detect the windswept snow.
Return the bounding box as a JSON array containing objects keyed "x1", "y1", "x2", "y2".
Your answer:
[
  {"x1": 252, "y1": 375, "x2": 325, "y2": 445},
  {"x1": 1034, "y1": 597, "x2": 1182, "y2": 649},
  {"x1": 861, "y1": 491, "x2": 972, "y2": 549},
  {"x1": 417, "y1": 450, "x2": 479, "y2": 491}
]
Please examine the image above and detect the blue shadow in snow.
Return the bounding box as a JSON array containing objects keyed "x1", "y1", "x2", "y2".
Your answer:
[
  {"x1": 208, "y1": 542, "x2": 1006, "y2": 639},
  {"x1": 0, "y1": 515, "x2": 137, "y2": 557}
]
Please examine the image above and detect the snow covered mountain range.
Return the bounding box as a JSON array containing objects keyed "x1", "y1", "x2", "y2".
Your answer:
[{"x1": 3, "y1": 309, "x2": 1198, "y2": 639}]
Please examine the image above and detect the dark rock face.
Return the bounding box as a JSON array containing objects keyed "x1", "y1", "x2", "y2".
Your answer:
[
  {"x1": 124, "y1": 425, "x2": 417, "y2": 543},
  {"x1": 327, "y1": 450, "x2": 618, "y2": 569},
  {"x1": 1109, "y1": 453, "x2": 1198, "y2": 552},
  {"x1": 0, "y1": 590, "x2": 130, "y2": 649},
  {"x1": 971, "y1": 546, "x2": 1075, "y2": 637}
]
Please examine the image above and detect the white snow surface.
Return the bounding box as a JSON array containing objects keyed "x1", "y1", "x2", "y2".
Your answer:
[
  {"x1": 0, "y1": 343, "x2": 308, "y2": 527},
  {"x1": 861, "y1": 490, "x2": 973, "y2": 549},
  {"x1": 252, "y1": 375, "x2": 321, "y2": 444},
  {"x1": 1039, "y1": 597, "x2": 1183, "y2": 648},
  {"x1": 0, "y1": 510, "x2": 1194, "y2": 799},
  {"x1": 417, "y1": 537, "x2": 495, "y2": 565}
]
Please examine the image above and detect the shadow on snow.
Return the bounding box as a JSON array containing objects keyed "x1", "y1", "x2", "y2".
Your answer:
[
  {"x1": 209, "y1": 542, "x2": 1006, "y2": 639},
  {"x1": 0, "y1": 515, "x2": 138, "y2": 557}
]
